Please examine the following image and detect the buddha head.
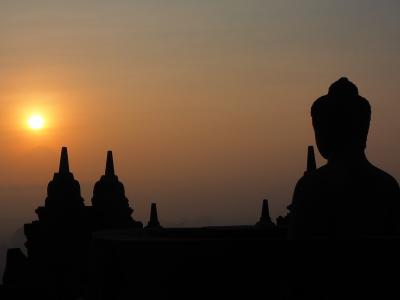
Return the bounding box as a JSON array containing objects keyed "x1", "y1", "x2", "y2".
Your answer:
[{"x1": 311, "y1": 78, "x2": 371, "y2": 160}]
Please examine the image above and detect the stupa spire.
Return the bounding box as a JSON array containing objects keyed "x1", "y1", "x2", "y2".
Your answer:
[
  {"x1": 146, "y1": 203, "x2": 162, "y2": 229},
  {"x1": 306, "y1": 145, "x2": 317, "y2": 174},
  {"x1": 59, "y1": 147, "x2": 70, "y2": 174},
  {"x1": 256, "y1": 199, "x2": 274, "y2": 227},
  {"x1": 105, "y1": 151, "x2": 115, "y2": 176},
  {"x1": 260, "y1": 199, "x2": 270, "y2": 221}
]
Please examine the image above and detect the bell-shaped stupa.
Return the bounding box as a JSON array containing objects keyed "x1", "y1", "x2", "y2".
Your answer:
[
  {"x1": 35, "y1": 147, "x2": 85, "y2": 223},
  {"x1": 91, "y1": 151, "x2": 142, "y2": 229}
]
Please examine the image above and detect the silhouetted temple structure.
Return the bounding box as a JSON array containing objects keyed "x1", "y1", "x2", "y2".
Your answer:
[
  {"x1": 2, "y1": 148, "x2": 145, "y2": 299},
  {"x1": 2, "y1": 146, "x2": 286, "y2": 299},
  {"x1": 1, "y1": 78, "x2": 399, "y2": 300}
]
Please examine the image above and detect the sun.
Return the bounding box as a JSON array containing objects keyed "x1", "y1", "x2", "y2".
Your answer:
[{"x1": 27, "y1": 115, "x2": 45, "y2": 130}]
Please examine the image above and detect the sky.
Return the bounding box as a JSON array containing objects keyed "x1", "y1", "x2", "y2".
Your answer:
[{"x1": 0, "y1": 0, "x2": 399, "y2": 245}]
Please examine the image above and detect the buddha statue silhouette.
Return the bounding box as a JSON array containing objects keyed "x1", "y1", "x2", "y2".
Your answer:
[{"x1": 288, "y1": 78, "x2": 400, "y2": 238}]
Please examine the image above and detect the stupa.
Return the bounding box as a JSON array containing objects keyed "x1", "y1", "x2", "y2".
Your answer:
[{"x1": 91, "y1": 151, "x2": 142, "y2": 230}]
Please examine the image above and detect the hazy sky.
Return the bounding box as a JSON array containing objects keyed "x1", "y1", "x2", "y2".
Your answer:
[{"x1": 0, "y1": 0, "x2": 399, "y2": 242}]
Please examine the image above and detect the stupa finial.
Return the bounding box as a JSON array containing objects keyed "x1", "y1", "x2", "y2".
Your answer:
[
  {"x1": 59, "y1": 147, "x2": 70, "y2": 174},
  {"x1": 306, "y1": 145, "x2": 317, "y2": 174},
  {"x1": 105, "y1": 151, "x2": 115, "y2": 176}
]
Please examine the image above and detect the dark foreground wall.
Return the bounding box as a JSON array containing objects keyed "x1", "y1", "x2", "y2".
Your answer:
[
  {"x1": 88, "y1": 228, "x2": 400, "y2": 300},
  {"x1": 89, "y1": 227, "x2": 284, "y2": 300}
]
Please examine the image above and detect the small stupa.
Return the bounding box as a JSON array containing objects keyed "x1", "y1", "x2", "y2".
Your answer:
[
  {"x1": 146, "y1": 203, "x2": 162, "y2": 229},
  {"x1": 256, "y1": 199, "x2": 274, "y2": 228}
]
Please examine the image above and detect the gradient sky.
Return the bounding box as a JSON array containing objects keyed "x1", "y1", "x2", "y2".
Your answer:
[{"x1": 0, "y1": 0, "x2": 399, "y2": 243}]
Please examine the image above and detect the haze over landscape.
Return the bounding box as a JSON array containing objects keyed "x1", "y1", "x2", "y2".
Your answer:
[{"x1": 0, "y1": 0, "x2": 399, "y2": 249}]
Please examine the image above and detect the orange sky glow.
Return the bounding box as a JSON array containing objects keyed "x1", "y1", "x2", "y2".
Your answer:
[{"x1": 0, "y1": 1, "x2": 399, "y2": 243}]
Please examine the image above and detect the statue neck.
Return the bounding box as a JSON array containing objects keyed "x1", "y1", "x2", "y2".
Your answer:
[{"x1": 328, "y1": 150, "x2": 368, "y2": 165}]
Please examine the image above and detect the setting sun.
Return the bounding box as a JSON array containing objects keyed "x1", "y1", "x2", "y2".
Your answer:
[{"x1": 27, "y1": 115, "x2": 45, "y2": 130}]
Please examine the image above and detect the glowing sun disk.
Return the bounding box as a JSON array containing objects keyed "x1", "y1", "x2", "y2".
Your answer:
[{"x1": 28, "y1": 115, "x2": 45, "y2": 130}]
